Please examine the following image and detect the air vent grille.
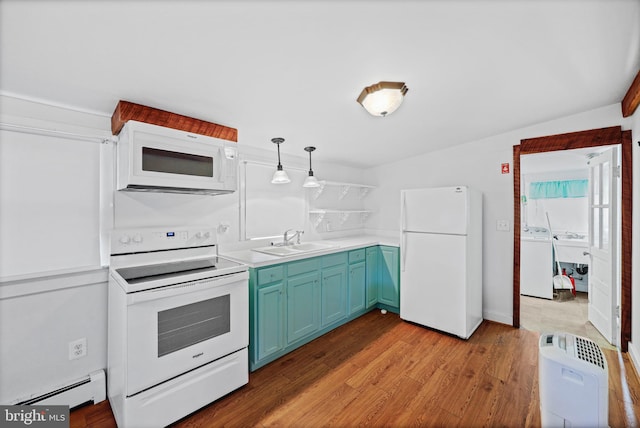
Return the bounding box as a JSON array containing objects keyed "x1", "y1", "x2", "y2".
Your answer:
[{"x1": 575, "y1": 336, "x2": 605, "y2": 369}]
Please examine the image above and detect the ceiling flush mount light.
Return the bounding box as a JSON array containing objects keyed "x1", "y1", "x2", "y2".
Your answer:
[
  {"x1": 302, "y1": 146, "x2": 320, "y2": 188},
  {"x1": 271, "y1": 137, "x2": 290, "y2": 184},
  {"x1": 357, "y1": 81, "x2": 408, "y2": 117}
]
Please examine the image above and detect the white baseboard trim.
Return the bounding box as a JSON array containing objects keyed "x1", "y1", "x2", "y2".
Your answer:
[
  {"x1": 483, "y1": 310, "x2": 512, "y2": 326},
  {"x1": 16, "y1": 370, "x2": 105, "y2": 409},
  {"x1": 627, "y1": 342, "x2": 640, "y2": 378}
]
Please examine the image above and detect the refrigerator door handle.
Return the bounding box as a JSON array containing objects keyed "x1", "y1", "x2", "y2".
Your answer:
[
  {"x1": 401, "y1": 232, "x2": 407, "y2": 272},
  {"x1": 400, "y1": 191, "x2": 406, "y2": 231}
]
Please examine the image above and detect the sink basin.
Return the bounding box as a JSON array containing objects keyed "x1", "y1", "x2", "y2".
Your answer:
[
  {"x1": 252, "y1": 241, "x2": 337, "y2": 257},
  {"x1": 252, "y1": 246, "x2": 302, "y2": 256},
  {"x1": 289, "y1": 242, "x2": 335, "y2": 252}
]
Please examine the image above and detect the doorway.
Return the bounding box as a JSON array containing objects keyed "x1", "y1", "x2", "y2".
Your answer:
[
  {"x1": 512, "y1": 126, "x2": 633, "y2": 351},
  {"x1": 519, "y1": 146, "x2": 618, "y2": 349}
]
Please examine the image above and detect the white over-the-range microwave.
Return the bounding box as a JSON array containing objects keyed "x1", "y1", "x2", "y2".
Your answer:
[{"x1": 116, "y1": 120, "x2": 238, "y2": 195}]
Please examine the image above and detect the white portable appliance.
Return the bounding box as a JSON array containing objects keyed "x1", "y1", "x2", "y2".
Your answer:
[
  {"x1": 539, "y1": 332, "x2": 608, "y2": 428},
  {"x1": 400, "y1": 186, "x2": 483, "y2": 339},
  {"x1": 117, "y1": 120, "x2": 238, "y2": 195},
  {"x1": 107, "y1": 226, "x2": 249, "y2": 428}
]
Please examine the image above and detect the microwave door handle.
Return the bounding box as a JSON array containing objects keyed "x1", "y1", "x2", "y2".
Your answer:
[{"x1": 217, "y1": 148, "x2": 225, "y2": 182}]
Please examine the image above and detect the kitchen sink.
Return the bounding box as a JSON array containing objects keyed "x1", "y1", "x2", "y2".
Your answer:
[
  {"x1": 289, "y1": 242, "x2": 335, "y2": 252},
  {"x1": 252, "y1": 246, "x2": 301, "y2": 256},
  {"x1": 252, "y1": 241, "x2": 337, "y2": 257}
]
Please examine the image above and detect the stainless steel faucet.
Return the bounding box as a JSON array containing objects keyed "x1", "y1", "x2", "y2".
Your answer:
[{"x1": 283, "y1": 229, "x2": 304, "y2": 245}]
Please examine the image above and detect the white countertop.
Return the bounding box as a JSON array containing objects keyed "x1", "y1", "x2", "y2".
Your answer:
[{"x1": 220, "y1": 235, "x2": 400, "y2": 268}]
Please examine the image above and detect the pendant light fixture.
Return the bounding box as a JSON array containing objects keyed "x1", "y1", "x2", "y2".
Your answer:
[
  {"x1": 302, "y1": 146, "x2": 320, "y2": 188},
  {"x1": 357, "y1": 81, "x2": 408, "y2": 117},
  {"x1": 271, "y1": 137, "x2": 290, "y2": 184}
]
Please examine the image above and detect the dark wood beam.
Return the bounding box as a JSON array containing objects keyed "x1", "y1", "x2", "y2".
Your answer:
[
  {"x1": 111, "y1": 100, "x2": 238, "y2": 142},
  {"x1": 520, "y1": 126, "x2": 622, "y2": 154},
  {"x1": 622, "y1": 69, "x2": 640, "y2": 118},
  {"x1": 512, "y1": 144, "x2": 521, "y2": 329}
]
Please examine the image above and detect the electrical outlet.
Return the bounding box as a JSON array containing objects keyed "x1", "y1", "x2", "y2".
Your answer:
[
  {"x1": 217, "y1": 222, "x2": 230, "y2": 234},
  {"x1": 69, "y1": 338, "x2": 87, "y2": 360},
  {"x1": 496, "y1": 220, "x2": 510, "y2": 232}
]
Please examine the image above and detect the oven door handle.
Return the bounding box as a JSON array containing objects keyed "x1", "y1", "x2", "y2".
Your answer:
[{"x1": 127, "y1": 271, "x2": 248, "y2": 304}]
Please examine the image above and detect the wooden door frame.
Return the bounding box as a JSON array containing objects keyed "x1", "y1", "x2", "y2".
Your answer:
[{"x1": 512, "y1": 126, "x2": 633, "y2": 352}]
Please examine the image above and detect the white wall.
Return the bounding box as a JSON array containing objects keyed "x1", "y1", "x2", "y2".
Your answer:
[
  {"x1": 0, "y1": 272, "x2": 107, "y2": 403},
  {"x1": 364, "y1": 103, "x2": 631, "y2": 324},
  {"x1": 0, "y1": 95, "x2": 112, "y2": 404}
]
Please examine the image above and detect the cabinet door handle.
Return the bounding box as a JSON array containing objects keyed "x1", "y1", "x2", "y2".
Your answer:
[{"x1": 583, "y1": 251, "x2": 590, "y2": 256}]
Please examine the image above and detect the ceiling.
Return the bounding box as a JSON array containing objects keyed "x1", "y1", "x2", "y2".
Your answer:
[
  {"x1": 1, "y1": 0, "x2": 639, "y2": 169},
  {"x1": 521, "y1": 146, "x2": 610, "y2": 174}
]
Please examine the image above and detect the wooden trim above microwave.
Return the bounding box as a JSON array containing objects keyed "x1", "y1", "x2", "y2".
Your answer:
[{"x1": 111, "y1": 100, "x2": 238, "y2": 143}]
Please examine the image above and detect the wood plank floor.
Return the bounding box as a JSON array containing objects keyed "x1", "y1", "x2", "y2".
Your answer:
[{"x1": 71, "y1": 311, "x2": 640, "y2": 427}]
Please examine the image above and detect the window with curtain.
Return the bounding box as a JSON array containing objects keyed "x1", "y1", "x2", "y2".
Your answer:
[{"x1": 529, "y1": 179, "x2": 588, "y2": 199}]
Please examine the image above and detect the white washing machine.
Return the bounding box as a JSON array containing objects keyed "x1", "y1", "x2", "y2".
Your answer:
[{"x1": 521, "y1": 226, "x2": 553, "y2": 299}]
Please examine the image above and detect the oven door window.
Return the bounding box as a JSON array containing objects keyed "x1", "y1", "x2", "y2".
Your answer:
[
  {"x1": 157, "y1": 294, "x2": 230, "y2": 357},
  {"x1": 142, "y1": 146, "x2": 214, "y2": 177}
]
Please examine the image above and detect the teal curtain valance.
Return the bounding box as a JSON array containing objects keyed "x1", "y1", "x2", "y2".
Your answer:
[{"x1": 529, "y1": 179, "x2": 588, "y2": 199}]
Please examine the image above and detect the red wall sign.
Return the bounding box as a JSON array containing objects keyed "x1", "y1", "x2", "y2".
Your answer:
[{"x1": 501, "y1": 163, "x2": 510, "y2": 174}]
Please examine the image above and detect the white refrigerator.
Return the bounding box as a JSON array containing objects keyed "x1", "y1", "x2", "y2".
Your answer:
[{"x1": 400, "y1": 186, "x2": 483, "y2": 339}]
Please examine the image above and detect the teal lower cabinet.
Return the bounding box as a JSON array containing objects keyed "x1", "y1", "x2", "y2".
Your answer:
[
  {"x1": 377, "y1": 246, "x2": 400, "y2": 312},
  {"x1": 348, "y1": 261, "x2": 366, "y2": 314},
  {"x1": 286, "y1": 261, "x2": 320, "y2": 343},
  {"x1": 365, "y1": 247, "x2": 379, "y2": 308},
  {"x1": 249, "y1": 245, "x2": 400, "y2": 371},
  {"x1": 321, "y1": 253, "x2": 348, "y2": 327},
  {"x1": 253, "y1": 267, "x2": 285, "y2": 362},
  {"x1": 256, "y1": 282, "x2": 285, "y2": 360},
  {"x1": 348, "y1": 248, "x2": 367, "y2": 315}
]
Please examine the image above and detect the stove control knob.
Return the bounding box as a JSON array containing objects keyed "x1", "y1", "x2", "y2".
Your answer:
[
  {"x1": 119, "y1": 235, "x2": 131, "y2": 245},
  {"x1": 133, "y1": 234, "x2": 143, "y2": 244},
  {"x1": 196, "y1": 231, "x2": 211, "y2": 239}
]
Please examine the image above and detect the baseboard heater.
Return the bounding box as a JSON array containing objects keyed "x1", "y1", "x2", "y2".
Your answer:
[{"x1": 16, "y1": 370, "x2": 106, "y2": 409}]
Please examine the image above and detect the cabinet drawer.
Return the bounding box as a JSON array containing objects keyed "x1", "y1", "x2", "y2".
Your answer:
[
  {"x1": 287, "y1": 258, "x2": 321, "y2": 277},
  {"x1": 257, "y1": 265, "x2": 284, "y2": 285},
  {"x1": 348, "y1": 249, "x2": 366, "y2": 264},
  {"x1": 322, "y1": 252, "x2": 347, "y2": 268}
]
